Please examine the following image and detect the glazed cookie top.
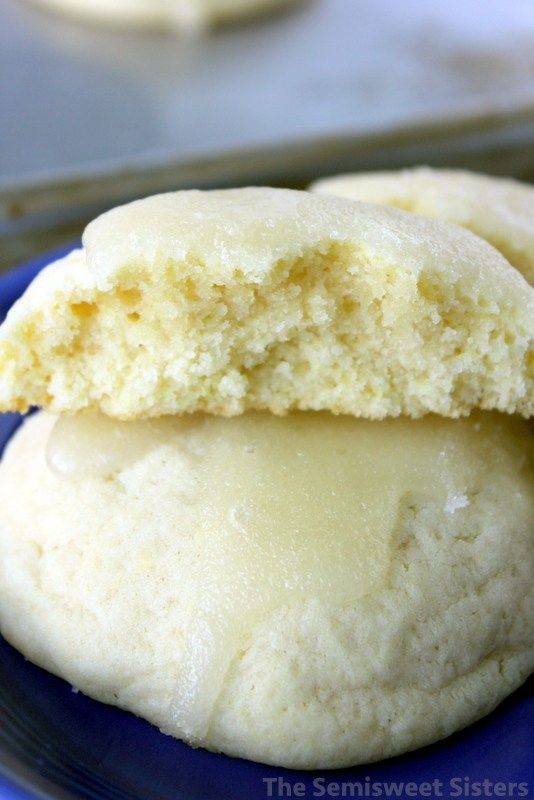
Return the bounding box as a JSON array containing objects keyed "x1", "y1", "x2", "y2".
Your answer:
[
  {"x1": 312, "y1": 167, "x2": 534, "y2": 285},
  {"x1": 0, "y1": 187, "x2": 532, "y2": 419},
  {"x1": 0, "y1": 409, "x2": 532, "y2": 769}
]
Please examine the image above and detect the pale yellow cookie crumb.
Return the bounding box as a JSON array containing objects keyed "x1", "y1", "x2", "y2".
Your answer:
[{"x1": 0, "y1": 187, "x2": 532, "y2": 419}]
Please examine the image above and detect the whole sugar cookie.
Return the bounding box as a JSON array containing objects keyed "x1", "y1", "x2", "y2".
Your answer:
[
  {"x1": 0, "y1": 188, "x2": 532, "y2": 420},
  {"x1": 27, "y1": 0, "x2": 296, "y2": 29},
  {"x1": 0, "y1": 410, "x2": 532, "y2": 769},
  {"x1": 311, "y1": 168, "x2": 534, "y2": 285}
]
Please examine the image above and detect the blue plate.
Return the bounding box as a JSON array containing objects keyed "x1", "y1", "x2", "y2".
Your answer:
[{"x1": 0, "y1": 246, "x2": 532, "y2": 800}]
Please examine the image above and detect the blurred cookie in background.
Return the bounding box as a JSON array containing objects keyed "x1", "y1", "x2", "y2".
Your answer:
[
  {"x1": 311, "y1": 168, "x2": 534, "y2": 286},
  {"x1": 25, "y1": 0, "x2": 303, "y2": 31}
]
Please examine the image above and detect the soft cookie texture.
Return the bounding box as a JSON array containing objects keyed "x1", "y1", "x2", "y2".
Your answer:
[
  {"x1": 312, "y1": 168, "x2": 534, "y2": 285},
  {"x1": 27, "y1": 0, "x2": 296, "y2": 29},
  {"x1": 0, "y1": 411, "x2": 532, "y2": 769},
  {"x1": 0, "y1": 188, "x2": 532, "y2": 419}
]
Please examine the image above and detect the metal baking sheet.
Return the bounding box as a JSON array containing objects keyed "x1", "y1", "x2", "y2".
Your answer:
[
  {"x1": 4, "y1": 0, "x2": 534, "y2": 183},
  {"x1": 2, "y1": 105, "x2": 534, "y2": 271}
]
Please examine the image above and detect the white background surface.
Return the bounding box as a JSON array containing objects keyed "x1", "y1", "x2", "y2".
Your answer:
[{"x1": 2, "y1": 0, "x2": 534, "y2": 180}]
